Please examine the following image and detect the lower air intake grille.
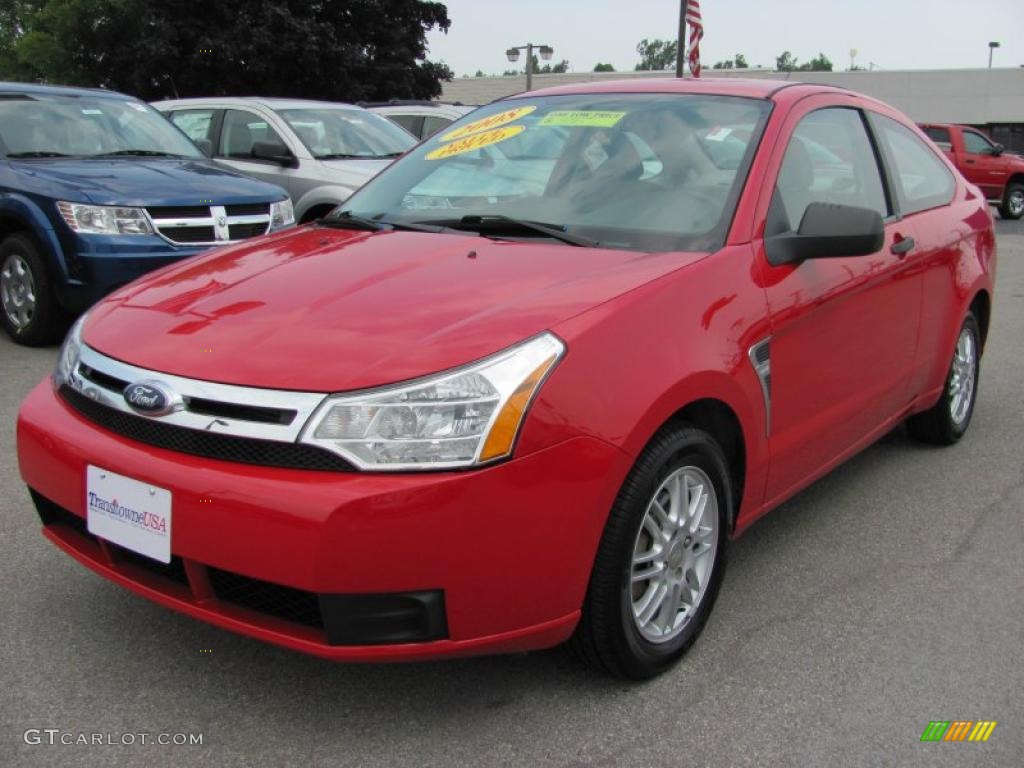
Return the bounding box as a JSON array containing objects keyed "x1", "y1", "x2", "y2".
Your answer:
[{"x1": 207, "y1": 567, "x2": 324, "y2": 629}]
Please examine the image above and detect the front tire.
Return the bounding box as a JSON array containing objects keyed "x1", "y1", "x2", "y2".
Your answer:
[
  {"x1": 906, "y1": 311, "x2": 981, "y2": 445},
  {"x1": 571, "y1": 425, "x2": 731, "y2": 679},
  {"x1": 0, "y1": 233, "x2": 63, "y2": 346},
  {"x1": 999, "y1": 182, "x2": 1024, "y2": 220}
]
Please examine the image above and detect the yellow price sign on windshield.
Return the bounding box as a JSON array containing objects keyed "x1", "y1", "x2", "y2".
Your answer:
[
  {"x1": 440, "y1": 106, "x2": 536, "y2": 142},
  {"x1": 426, "y1": 125, "x2": 526, "y2": 160},
  {"x1": 539, "y1": 110, "x2": 626, "y2": 128}
]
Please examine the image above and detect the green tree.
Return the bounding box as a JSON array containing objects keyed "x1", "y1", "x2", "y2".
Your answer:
[
  {"x1": 593, "y1": 62, "x2": 615, "y2": 72},
  {"x1": 775, "y1": 50, "x2": 798, "y2": 71},
  {"x1": 712, "y1": 60, "x2": 734, "y2": 70},
  {"x1": 734, "y1": 53, "x2": 748, "y2": 68},
  {"x1": 798, "y1": 52, "x2": 833, "y2": 71},
  {"x1": 473, "y1": 69, "x2": 485, "y2": 77},
  {"x1": 0, "y1": 0, "x2": 453, "y2": 101},
  {"x1": 634, "y1": 38, "x2": 677, "y2": 71}
]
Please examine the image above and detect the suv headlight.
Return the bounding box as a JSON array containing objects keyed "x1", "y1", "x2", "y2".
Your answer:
[
  {"x1": 57, "y1": 202, "x2": 153, "y2": 235},
  {"x1": 300, "y1": 333, "x2": 565, "y2": 470},
  {"x1": 269, "y1": 199, "x2": 295, "y2": 230},
  {"x1": 54, "y1": 313, "x2": 87, "y2": 389}
]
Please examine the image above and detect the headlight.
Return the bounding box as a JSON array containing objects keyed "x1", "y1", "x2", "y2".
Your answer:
[
  {"x1": 53, "y1": 313, "x2": 87, "y2": 389},
  {"x1": 300, "y1": 333, "x2": 565, "y2": 470},
  {"x1": 269, "y1": 199, "x2": 295, "y2": 230},
  {"x1": 57, "y1": 202, "x2": 153, "y2": 235}
]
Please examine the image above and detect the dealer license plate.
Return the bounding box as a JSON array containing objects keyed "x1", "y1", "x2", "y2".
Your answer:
[{"x1": 86, "y1": 466, "x2": 172, "y2": 563}]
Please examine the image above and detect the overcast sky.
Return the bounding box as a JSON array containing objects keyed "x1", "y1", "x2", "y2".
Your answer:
[{"x1": 426, "y1": 0, "x2": 1023, "y2": 76}]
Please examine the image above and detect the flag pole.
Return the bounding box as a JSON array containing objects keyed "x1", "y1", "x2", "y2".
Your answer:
[{"x1": 676, "y1": 0, "x2": 686, "y2": 78}]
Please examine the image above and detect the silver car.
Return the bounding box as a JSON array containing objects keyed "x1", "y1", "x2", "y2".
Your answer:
[
  {"x1": 154, "y1": 97, "x2": 417, "y2": 222},
  {"x1": 363, "y1": 101, "x2": 476, "y2": 140}
]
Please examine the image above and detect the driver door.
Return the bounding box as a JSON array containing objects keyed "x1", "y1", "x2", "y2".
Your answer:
[{"x1": 758, "y1": 100, "x2": 923, "y2": 504}]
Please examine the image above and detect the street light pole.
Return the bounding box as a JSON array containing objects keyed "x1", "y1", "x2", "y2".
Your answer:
[
  {"x1": 526, "y1": 42, "x2": 534, "y2": 92},
  {"x1": 676, "y1": 0, "x2": 686, "y2": 78},
  {"x1": 506, "y1": 43, "x2": 554, "y2": 92},
  {"x1": 988, "y1": 41, "x2": 1000, "y2": 68}
]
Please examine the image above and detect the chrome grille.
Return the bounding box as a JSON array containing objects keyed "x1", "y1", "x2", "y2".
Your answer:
[{"x1": 146, "y1": 204, "x2": 271, "y2": 246}]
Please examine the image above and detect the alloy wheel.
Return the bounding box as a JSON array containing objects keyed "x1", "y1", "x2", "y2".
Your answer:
[
  {"x1": 630, "y1": 466, "x2": 719, "y2": 643},
  {"x1": 948, "y1": 326, "x2": 976, "y2": 426},
  {"x1": 0, "y1": 252, "x2": 36, "y2": 330}
]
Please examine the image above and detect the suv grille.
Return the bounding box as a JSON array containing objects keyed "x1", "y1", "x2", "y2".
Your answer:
[{"x1": 146, "y1": 204, "x2": 271, "y2": 245}]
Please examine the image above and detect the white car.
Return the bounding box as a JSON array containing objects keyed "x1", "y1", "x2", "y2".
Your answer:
[
  {"x1": 154, "y1": 97, "x2": 417, "y2": 222},
  {"x1": 363, "y1": 101, "x2": 476, "y2": 140}
]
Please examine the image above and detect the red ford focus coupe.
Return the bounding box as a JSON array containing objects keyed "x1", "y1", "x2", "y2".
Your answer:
[{"x1": 17, "y1": 79, "x2": 995, "y2": 678}]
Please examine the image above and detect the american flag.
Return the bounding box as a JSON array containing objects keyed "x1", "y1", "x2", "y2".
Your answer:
[{"x1": 685, "y1": 0, "x2": 703, "y2": 78}]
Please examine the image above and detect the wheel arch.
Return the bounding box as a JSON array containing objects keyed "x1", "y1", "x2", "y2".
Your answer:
[
  {"x1": 0, "y1": 197, "x2": 67, "y2": 279},
  {"x1": 293, "y1": 186, "x2": 352, "y2": 222},
  {"x1": 969, "y1": 289, "x2": 991, "y2": 353},
  {"x1": 621, "y1": 385, "x2": 758, "y2": 535}
]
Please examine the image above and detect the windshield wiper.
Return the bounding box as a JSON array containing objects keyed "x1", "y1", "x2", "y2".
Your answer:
[
  {"x1": 319, "y1": 211, "x2": 458, "y2": 234},
  {"x1": 316, "y1": 152, "x2": 404, "y2": 160},
  {"x1": 92, "y1": 150, "x2": 186, "y2": 158},
  {"x1": 438, "y1": 215, "x2": 599, "y2": 247},
  {"x1": 6, "y1": 151, "x2": 72, "y2": 158}
]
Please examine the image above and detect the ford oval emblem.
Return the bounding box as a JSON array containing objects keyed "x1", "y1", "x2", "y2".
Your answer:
[{"x1": 123, "y1": 381, "x2": 178, "y2": 417}]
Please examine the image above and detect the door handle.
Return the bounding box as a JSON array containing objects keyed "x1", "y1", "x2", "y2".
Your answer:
[
  {"x1": 891, "y1": 236, "x2": 915, "y2": 256},
  {"x1": 965, "y1": 159, "x2": 976, "y2": 164}
]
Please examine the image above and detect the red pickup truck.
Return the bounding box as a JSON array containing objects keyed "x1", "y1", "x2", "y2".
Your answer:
[{"x1": 920, "y1": 123, "x2": 1024, "y2": 219}]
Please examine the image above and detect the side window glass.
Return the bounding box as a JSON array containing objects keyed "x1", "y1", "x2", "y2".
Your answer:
[
  {"x1": 769, "y1": 108, "x2": 887, "y2": 234},
  {"x1": 388, "y1": 114, "x2": 423, "y2": 137},
  {"x1": 421, "y1": 115, "x2": 452, "y2": 138},
  {"x1": 962, "y1": 130, "x2": 993, "y2": 155},
  {"x1": 873, "y1": 115, "x2": 955, "y2": 215},
  {"x1": 170, "y1": 110, "x2": 215, "y2": 143},
  {"x1": 219, "y1": 110, "x2": 287, "y2": 158},
  {"x1": 922, "y1": 126, "x2": 952, "y2": 151}
]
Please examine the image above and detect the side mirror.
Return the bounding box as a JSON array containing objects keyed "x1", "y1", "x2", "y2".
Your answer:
[
  {"x1": 194, "y1": 138, "x2": 213, "y2": 157},
  {"x1": 992, "y1": 143, "x2": 1005, "y2": 156},
  {"x1": 766, "y1": 202, "x2": 884, "y2": 267},
  {"x1": 251, "y1": 141, "x2": 297, "y2": 168}
]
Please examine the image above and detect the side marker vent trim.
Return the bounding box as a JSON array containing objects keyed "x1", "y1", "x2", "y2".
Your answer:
[{"x1": 748, "y1": 338, "x2": 772, "y2": 437}]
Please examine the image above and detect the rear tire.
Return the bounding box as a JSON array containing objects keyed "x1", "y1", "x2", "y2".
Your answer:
[
  {"x1": 906, "y1": 311, "x2": 981, "y2": 445},
  {"x1": 571, "y1": 424, "x2": 731, "y2": 679},
  {"x1": 0, "y1": 233, "x2": 64, "y2": 346},
  {"x1": 999, "y1": 182, "x2": 1024, "y2": 220}
]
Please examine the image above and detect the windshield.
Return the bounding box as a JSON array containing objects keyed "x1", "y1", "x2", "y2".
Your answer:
[
  {"x1": 278, "y1": 108, "x2": 417, "y2": 159},
  {"x1": 0, "y1": 93, "x2": 203, "y2": 159},
  {"x1": 334, "y1": 93, "x2": 770, "y2": 252}
]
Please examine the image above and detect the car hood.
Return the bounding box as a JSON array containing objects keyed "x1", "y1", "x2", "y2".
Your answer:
[
  {"x1": 84, "y1": 226, "x2": 704, "y2": 392},
  {"x1": 10, "y1": 157, "x2": 287, "y2": 206}
]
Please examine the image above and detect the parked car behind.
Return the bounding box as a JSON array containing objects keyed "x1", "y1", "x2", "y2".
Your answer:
[
  {"x1": 19, "y1": 79, "x2": 995, "y2": 679},
  {"x1": 919, "y1": 122, "x2": 1024, "y2": 219},
  {"x1": 155, "y1": 98, "x2": 417, "y2": 223},
  {"x1": 364, "y1": 100, "x2": 476, "y2": 139},
  {"x1": 0, "y1": 82, "x2": 293, "y2": 346}
]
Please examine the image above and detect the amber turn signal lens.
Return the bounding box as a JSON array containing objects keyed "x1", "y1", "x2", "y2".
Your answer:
[{"x1": 479, "y1": 354, "x2": 559, "y2": 461}]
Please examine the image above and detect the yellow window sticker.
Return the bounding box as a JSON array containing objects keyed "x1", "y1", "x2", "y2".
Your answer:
[
  {"x1": 539, "y1": 110, "x2": 626, "y2": 128},
  {"x1": 426, "y1": 125, "x2": 526, "y2": 160},
  {"x1": 440, "y1": 106, "x2": 536, "y2": 142}
]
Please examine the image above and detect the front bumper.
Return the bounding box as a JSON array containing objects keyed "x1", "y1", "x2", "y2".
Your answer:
[
  {"x1": 17, "y1": 379, "x2": 629, "y2": 661},
  {"x1": 57, "y1": 233, "x2": 207, "y2": 311}
]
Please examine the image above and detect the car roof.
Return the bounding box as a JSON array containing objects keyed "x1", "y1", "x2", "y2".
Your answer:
[
  {"x1": 153, "y1": 96, "x2": 363, "y2": 111},
  {"x1": 0, "y1": 81, "x2": 136, "y2": 100},
  {"x1": 514, "y1": 77, "x2": 855, "y2": 102}
]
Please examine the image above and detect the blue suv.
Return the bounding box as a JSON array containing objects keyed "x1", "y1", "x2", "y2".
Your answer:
[{"x1": 0, "y1": 82, "x2": 295, "y2": 345}]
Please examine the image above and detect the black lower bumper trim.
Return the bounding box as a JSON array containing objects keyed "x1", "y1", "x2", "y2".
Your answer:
[{"x1": 319, "y1": 591, "x2": 448, "y2": 646}]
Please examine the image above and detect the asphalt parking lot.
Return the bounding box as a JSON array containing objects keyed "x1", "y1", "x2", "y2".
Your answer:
[{"x1": 1, "y1": 218, "x2": 1022, "y2": 768}]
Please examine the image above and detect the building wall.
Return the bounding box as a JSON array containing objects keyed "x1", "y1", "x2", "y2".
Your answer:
[{"x1": 441, "y1": 68, "x2": 1024, "y2": 147}]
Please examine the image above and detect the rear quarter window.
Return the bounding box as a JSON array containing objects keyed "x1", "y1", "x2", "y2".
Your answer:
[{"x1": 872, "y1": 115, "x2": 956, "y2": 215}]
